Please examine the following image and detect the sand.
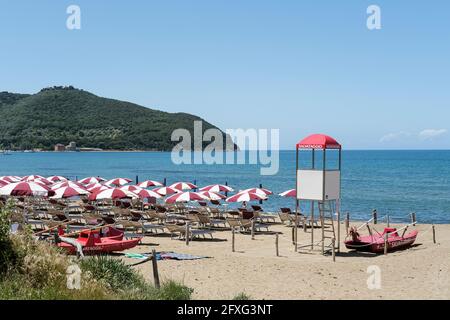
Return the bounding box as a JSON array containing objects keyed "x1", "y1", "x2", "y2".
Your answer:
[{"x1": 122, "y1": 222, "x2": 450, "y2": 300}]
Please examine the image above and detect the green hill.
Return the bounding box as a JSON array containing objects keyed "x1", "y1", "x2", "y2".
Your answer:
[{"x1": 0, "y1": 86, "x2": 236, "y2": 151}]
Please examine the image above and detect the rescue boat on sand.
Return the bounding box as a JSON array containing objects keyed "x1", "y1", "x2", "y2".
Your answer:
[
  {"x1": 345, "y1": 227, "x2": 418, "y2": 253},
  {"x1": 57, "y1": 227, "x2": 141, "y2": 255}
]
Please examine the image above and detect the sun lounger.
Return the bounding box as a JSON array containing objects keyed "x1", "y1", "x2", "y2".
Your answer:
[
  {"x1": 164, "y1": 223, "x2": 215, "y2": 240},
  {"x1": 251, "y1": 205, "x2": 277, "y2": 223},
  {"x1": 226, "y1": 217, "x2": 270, "y2": 233}
]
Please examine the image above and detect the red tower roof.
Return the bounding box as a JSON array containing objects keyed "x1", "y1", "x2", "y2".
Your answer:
[{"x1": 296, "y1": 134, "x2": 341, "y2": 149}]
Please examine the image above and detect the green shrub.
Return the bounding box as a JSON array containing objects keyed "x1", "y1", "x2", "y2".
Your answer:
[
  {"x1": 80, "y1": 255, "x2": 144, "y2": 292},
  {"x1": 232, "y1": 292, "x2": 251, "y2": 300},
  {"x1": 157, "y1": 280, "x2": 194, "y2": 300},
  {"x1": 0, "y1": 201, "x2": 18, "y2": 275}
]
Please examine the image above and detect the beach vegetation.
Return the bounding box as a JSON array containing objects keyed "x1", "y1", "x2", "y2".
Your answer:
[
  {"x1": 232, "y1": 292, "x2": 252, "y2": 300},
  {"x1": 0, "y1": 205, "x2": 193, "y2": 300}
]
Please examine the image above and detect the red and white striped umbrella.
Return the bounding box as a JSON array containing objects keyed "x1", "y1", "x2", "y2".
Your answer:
[
  {"x1": 51, "y1": 181, "x2": 86, "y2": 190},
  {"x1": 199, "y1": 184, "x2": 234, "y2": 193},
  {"x1": 169, "y1": 182, "x2": 198, "y2": 191},
  {"x1": 78, "y1": 177, "x2": 106, "y2": 185},
  {"x1": 279, "y1": 189, "x2": 296, "y2": 198},
  {"x1": 0, "y1": 182, "x2": 54, "y2": 197},
  {"x1": 89, "y1": 188, "x2": 138, "y2": 201},
  {"x1": 21, "y1": 175, "x2": 45, "y2": 181},
  {"x1": 119, "y1": 185, "x2": 143, "y2": 193},
  {"x1": 152, "y1": 187, "x2": 180, "y2": 196},
  {"x1": 0, "y1": 176, "x2": 21, "y2": 183},
  {"x1": 197, "y1": 191, "x2": 226, "y2": 201},
  {"x1": 165, "y1": 192, "x2": 208, "y2": 204},
  {"x1": 51, "y1": 186, "x2": 90, "y2": 199},
  {"x1": 32, "y1": 178, "x2": 52, "y2": 185},
  {"x1": 135, "y1": 189, "x2": 162, "y2": 199},
  {"x1": 226, "y1": 192, "x2": 267, "y2": 203},
  {"x1": 137, "y1": 180, "x2": 163, "y2": 188},
  {"x1": 0, "y1": 179, "x2": 9, "y2": 187},
  {"x1": 89, "y1": 186, "x2": 111, "y2": 194},
  {"x1": 239, "y1": 188, "x2": 273, "y2": 196},
  {"x1": 104, "y1": 178, "x2": 132, "y2": 187},
  {"x1": 47, "y1": 176, "x2": 68, "y2": 183}
]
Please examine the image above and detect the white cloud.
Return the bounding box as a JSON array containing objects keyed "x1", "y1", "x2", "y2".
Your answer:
[
  {"x1": 418, "y1": 129, "x2": 447, "y2": 141},
  {"x1": 379, "y1": 131, "x2": 411, "y2": 143}
]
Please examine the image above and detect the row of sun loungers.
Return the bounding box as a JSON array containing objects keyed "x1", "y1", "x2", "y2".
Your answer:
[{"x1": 2, "y1": 197, "x2": 315, "y2": 243}]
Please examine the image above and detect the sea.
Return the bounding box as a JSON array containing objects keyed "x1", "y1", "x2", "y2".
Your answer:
[{"x1": 1, "y1": 150, "x2": 449, "y2": 224}]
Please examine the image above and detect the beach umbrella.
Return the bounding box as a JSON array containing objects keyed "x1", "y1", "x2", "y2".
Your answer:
[
  {"x1": 197, "y1": 191, "x2": 226, "y2": 201},
  {"x1": 135, "y1": 189, "x2": 162, "y2": 200},
  {"x1": 137, "y1": 180, "x2": 163, "y2": 188},
  {"x1": 78, "y1": 177, "x2": 106, "y2": 185},
  {"x1": 165, "y1": 191, "x2": 208, "y2": 204},
  {"x1": 51, "y1": 181, "x2": 86, "y2": 190},
  {"x1": 89, "y1": 186, "x2": 111, "y2": 194},
  {"x1": 226, "y1": 192, "x2": 267, "y2": 203},
  {"x1": 21, "y1": 175, "x2": 45, "y2": 181},
  {"x1": 0, "y1": 182, "x2": 54, "y2": 197},
  {"x1": 169, "y1": 182, "x2": 198, "y2": 191},
  {"x1": 0, "y1": 179, "x2": 9, "y2": 187},
  {"x1": 32, "y1": 178, "x2": 53, "y2": 185},
  {"x1": 199, "y1": 184, "x2": 234, "y2": 193},
  {"x1": 119, "y1": 185, "x2": 143, "y2": 193},
  {"x1": 239, "y1": 188, "x2": 273, "y2": 196},
  {"x1": 51, "y1": 186, "x2": 90, "y2": 199},
  {"x1": 152, "y1": 187, "x2": 180, "y2": 196},
  {"x1": 104, "y1": 178, "x2": 132, "y2": 187},
  {"x1": 89, "y1": 188, "x2": 138, "y2": 201},
  {"x1": 279, "y1": 189, "x2": 296, "y2": 198},
  {"x1": 0, "y1": 176, "x2": 21, "y2": 183},
  {"x1": 47, "y1": 176, "x2": 68, "y2": 183}
]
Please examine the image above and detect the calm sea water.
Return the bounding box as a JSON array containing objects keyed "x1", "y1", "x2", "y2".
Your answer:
[{"x1": 1, "y1": 150, "x2": 449, "y2": 223}]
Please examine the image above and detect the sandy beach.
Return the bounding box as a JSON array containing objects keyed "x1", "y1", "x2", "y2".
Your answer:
[{"x1": 123, "y1": 222, "x2": 450, "y2": 300}]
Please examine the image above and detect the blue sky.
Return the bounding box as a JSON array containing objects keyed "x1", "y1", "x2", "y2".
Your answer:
[{"x1": 0, "y1": 0, "x2": 449, "y2": 149}]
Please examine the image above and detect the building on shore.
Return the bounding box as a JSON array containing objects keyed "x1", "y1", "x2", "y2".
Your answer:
[
  {"x1": 54, "y1": 144, "x2": 66, "y2": 152},
  {"x1": 66, "y1": 141, "x2": 77, "y2": 151}
]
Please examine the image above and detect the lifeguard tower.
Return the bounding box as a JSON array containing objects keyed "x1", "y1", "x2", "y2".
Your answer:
[{"x1": 295, "y1": 134, "x2": 342, "y2": 254}]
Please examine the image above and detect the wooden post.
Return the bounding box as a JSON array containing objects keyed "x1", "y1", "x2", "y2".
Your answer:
[
  {"x1": 291, "y1": 226, "x2": 295, "y2": 244},
  {"x1": 384, "y1": 233, "x2": 388, "y2": 255},
  {"x1": 259, "y1": 183, "x2": 263, "y2": 205},
  {"x1": 151, "y1": 249, "x2": 160, "y2": 289},
  {"x1": 432, "y1": 225, "x2": 436, "y2": 244},
  {"x1": 232, "y1": 227, "x2": 235, "y2": 252},
  {"x1": 251, "y1": 219, "x2": 255, "y2": 240},
  {"x1": 275, "y1": 234, "x2": 279, "y2": 257},
  {"x1": 411, "y1": 212, "x2": 416, "y2": 226},
  {"x1": 372, "y1": 209, "x2": 378, "y2": 224},
  {"x1": 294, "y1": 214, "x2": 298, "y2": 252},
  {"x1": 185, "y1": 222, "x2": 190, "y2": 246},
  {"x1": 332, "y1": 238, "x2": 336, "y2": 262},
  {"x1": 387, "y1": 214, "x2": 390, "y2": 227},
  {"x1": 345, "y1": 212, "x2": 350, "y2": 235}
]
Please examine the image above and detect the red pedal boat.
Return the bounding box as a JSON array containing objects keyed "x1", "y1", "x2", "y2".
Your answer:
[
  {"x1": 345, "y1": 227, "x2": 418, "y2": 253},
  {"x1": 57, "y1": 227, "x2": 141, "y2": 255}
]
